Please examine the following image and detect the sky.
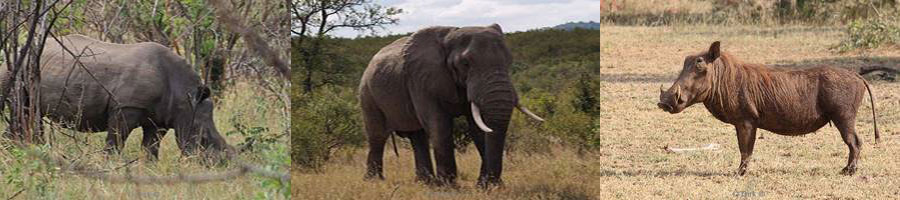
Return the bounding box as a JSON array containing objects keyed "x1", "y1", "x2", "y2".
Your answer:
[{"x1": 330, "y1": 0, "x2": 601, "y2": 38}]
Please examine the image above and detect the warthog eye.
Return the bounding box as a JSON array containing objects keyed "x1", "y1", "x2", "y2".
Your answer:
[{"x1": 696, "y1": 58, "x2": 703, "y2": 63}]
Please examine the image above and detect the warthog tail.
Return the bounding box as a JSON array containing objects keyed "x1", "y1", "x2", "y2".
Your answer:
[{"x1": 862, "y1": 78, "x2": 880, "y2": 145}]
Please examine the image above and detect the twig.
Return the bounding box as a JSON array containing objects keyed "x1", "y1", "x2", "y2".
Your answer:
[{"x1": 5, "y1": 188, "x2": 23, "y2": 200}]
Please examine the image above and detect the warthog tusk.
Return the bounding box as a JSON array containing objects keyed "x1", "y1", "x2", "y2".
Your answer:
[
  {"x1": 471, "y1": 103, "x2": 494, "y2": 133},
  {"x1": 659, "y1": 84, "x2": 665, "y2": 93},
  {"x1": 516, "y1": 104, "x2": 544, "y2": 122}
]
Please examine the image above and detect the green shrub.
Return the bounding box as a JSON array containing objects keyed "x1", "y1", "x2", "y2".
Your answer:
[
  {"x1": 291, "y1": 86, "x2": 364, "y2": 169},
  {"x1": 572, "y1": 73, "x2": 601, "y2": 117},
  {"x1": 836, "y1": 13, "x2": 900, "y2": 52}
]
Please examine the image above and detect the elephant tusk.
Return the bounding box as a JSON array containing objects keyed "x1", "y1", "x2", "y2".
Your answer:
[
  {"x1": 516, "y1": 104, "x2": 544, "y2": 122},
  {"x1": 471, "y1": 103, "x2": 494, "y2": 133}
]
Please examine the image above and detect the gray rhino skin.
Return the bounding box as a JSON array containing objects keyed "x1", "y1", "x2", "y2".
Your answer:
[{"x1": 1, "y1": 34, "x2": 232, "y2": 159}]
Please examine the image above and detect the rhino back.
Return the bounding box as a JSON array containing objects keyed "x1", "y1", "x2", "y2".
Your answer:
[{"x1": 25, "y1": 35, "x2": 199, "y2": 131}]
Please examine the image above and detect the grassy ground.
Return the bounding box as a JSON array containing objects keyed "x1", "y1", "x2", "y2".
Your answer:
[
  {"x1": 0, "y1": 80, "x2": 289, "y2": 199},
  {"x1": 294, "y1": 25, "x2": 900, "y2": 199}
]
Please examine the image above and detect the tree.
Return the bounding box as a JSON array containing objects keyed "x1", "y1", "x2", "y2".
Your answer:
[
  {"x1": 291, "y1": 0, "x2": 401, "y2": 93},
  {"x1": 0, "y1": 0, "x2": 70, "y2": 144}
]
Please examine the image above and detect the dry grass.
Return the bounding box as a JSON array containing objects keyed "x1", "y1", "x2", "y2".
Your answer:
[
  {"x1": 0, "y1": 80, "x2": 289, "y2": 199},
  {"x1": 294, "y1": 25, "x2": 900, "y2": 199}
]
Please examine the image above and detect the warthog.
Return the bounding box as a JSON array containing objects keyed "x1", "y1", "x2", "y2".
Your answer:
[{"x1": 657, "y1": 41, "x2": 879, "y2": 175}]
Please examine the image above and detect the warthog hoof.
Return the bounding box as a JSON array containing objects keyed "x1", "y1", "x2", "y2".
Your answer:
[
  {"x1": 841, "y1": 166, "x2": 857, "y2": 176},
  {"x1": 737, "y1": 168, "x2": 748, "y2": 176}
]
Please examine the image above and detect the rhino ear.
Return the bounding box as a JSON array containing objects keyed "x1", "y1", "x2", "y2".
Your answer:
[
  {"x1": 705, "y1": 41, "x2": 721, "y2": 62},
  {"x1": 197, "y1": 86, "x2": 211, "y2": 103}
]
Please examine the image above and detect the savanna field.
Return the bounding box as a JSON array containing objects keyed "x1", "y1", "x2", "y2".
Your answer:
[{"x1": 294, "y1": 25, "x2": 900, "y2": 199}]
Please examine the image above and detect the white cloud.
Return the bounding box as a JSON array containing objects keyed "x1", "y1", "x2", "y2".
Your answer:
[{"x1": 331, "y1": 0, "x2": 600, "y2": 38}]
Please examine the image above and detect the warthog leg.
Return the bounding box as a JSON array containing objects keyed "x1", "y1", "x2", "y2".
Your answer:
[
  {"x1": 834, "y1": 118, "x2": 861, "y2": 175},
  {"x1": 735, "y1": 123, "x2": 757, "y2": 176}
]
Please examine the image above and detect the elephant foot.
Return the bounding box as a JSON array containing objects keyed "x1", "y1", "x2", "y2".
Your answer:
[
  {"x1": 363, "y1": 172, "x2": 385, "y2": 181},
  {"x1": 476, "y1": 177, "x2": 504, "y2": 190},
  {"x1": 416, "y1": 175, "x2": 437, "y2": 185},
  {"x1": 840, "y1": 166, "x2": 857, "y2": 176}
]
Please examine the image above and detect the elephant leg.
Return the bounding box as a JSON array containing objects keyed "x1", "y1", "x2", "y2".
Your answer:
[
  {"x1": 140, "y1": 121, "x2": 167, "y2": 160},
  {"x1": 361, "y1": 95, "x2": 389, "y2": 180},
  {"x1": 421, "y1": 113, "x2": 456, "y2": 186},
  {"x1": 397, "y1": 130, "x2": 435, "y2": 183},
  {"x1": 105, "y1": 107, "x2": 145, "y2": 154},
  {"x1": 466, "y1": 116, "x2": 489, "y2": 180}
]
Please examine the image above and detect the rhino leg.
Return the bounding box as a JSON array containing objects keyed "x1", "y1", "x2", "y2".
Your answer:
[
  {"x1": 104, "y1": 108, "x2": 146, "y2": 154},
  {"x1": 735, "y1": 122, "x2": 757, "y2": 176},
  {"x1": 141, "y1": 124, "x2": 167, "y2": 160}
]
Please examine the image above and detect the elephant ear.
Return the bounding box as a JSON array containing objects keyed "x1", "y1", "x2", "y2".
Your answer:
[
  {"x1": 403, "y1": 26, "x2": 462, "y2": 101},
  {"x1": 488, "y1": 23, "x2": 503, "y2": 34}
]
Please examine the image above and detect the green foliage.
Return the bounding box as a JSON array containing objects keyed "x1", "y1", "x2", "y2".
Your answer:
[
  {"x1": 291, "y1": 86, "x2": 364, "y2": 169},
  {"x1": 1, "y1": 145, "x2": 58, "y2": 198},
  {"x1": 546, "y1": 110, "x2": 598, "y2": 156},
  {"x1": 601, "y1": 0, "x2": 900, "y2": 26},
  {"x1": 836, "y1": 13, "x2": 900, "y2": 52},
  {"x1": 572, "y1": 73, "x2": 601, "y2": 117},
  {"x1": 254, "y1": 144, "x2": 291, "y2": 200}
]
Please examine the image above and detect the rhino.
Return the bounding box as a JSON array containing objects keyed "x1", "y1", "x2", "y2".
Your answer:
[{"x1": 0, "y1": 34, "x2": 233, "y2": 160}]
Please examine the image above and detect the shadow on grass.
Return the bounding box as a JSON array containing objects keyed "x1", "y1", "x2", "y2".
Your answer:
[
  {"x1": 597, "y1": 73, "x2": 674, "y2": 83},
  {"x1": 509, "y1": 183, "x2": 596, "y2": 200},
  {"x1": 773, "y1": 56, "x2": 900, "y2": 82},
  {"x1": 591, "y1": 168, "x2": 731, "y2": 178},
  {"x1": 772, "y1": 56, "x2": 900, "y2": 71}
]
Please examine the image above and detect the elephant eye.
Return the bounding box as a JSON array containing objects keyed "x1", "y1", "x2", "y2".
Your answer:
[{"x1": 459, "y1": 57, "x2": 470, "y2": 67}]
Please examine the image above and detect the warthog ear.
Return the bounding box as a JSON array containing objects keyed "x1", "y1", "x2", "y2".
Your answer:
[
  {"x1": 705, "y1": 41, "x2": 721, "y2": 62},
  {"x1": 196, "y1": 86, "x2": 211, "y2": 103}
]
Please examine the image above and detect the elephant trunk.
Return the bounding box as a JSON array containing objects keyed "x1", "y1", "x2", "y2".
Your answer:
[{"x1": 468, "y1": 72, "x2": 515, "y2": 188}]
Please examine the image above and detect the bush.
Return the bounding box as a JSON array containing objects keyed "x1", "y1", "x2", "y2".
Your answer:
[
  {"x1": 836, "y1": 13, "x2": 900, "y2": 52},
  {"x1": 291, "y1": 86, "x2": 364, "y2": 169}
]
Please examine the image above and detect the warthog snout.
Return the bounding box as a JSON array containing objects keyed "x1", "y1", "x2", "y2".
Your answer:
[{"x1": 658, "y1": 84, "x2": 686, "y2": 114}]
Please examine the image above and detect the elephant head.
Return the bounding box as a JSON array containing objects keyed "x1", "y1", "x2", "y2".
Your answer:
[{"x1": 405, "y1": 24, "x2": 544, "y2": 187}]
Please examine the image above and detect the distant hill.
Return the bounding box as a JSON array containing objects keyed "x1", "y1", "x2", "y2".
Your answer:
[{"x1": 552, "y1": 21, "x2": 601, "y2": 31}]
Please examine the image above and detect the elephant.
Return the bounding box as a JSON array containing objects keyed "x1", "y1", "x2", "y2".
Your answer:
[
  {"x1": 0, "y1": 34, "x2": 234, "y2": 160},
  {"x1": 358, "y1": 24, "x2": 544, "y2": 188}
]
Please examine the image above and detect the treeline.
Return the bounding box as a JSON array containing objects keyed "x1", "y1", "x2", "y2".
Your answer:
[
  {"x1": 25, "y1": 0, "x2": 287, "y2": 93},
  {"x1": 292, "y1": 27, "x2": 602, "y2": 169}
]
